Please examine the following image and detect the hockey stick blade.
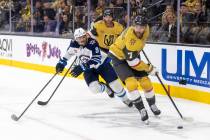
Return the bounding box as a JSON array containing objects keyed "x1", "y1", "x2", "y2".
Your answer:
[
  {"x1": 11, "y1": 114, "x2": 19, "y2": 121},
  {"x1": 37, "y1": 101, "x2": 48, "y2": 106}
]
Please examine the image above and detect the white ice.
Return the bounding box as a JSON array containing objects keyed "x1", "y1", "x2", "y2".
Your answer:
[{"x1": 0, "y1": 65, "x2": 210, "y2": 140}]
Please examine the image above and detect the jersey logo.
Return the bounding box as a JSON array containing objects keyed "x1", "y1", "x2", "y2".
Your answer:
[
  {"x1": 79, "y1": 55, "x2": 90, "y2": 63},
  {"x1": 130, "y1": 39, "x2": 136, "y2": 45},
  {"x1": 104, "y1": 35, "x2": 115, "y2": 46},
  {"x1": 95, "y1": 47, "x2": 99, "y2": 53},
  {"x1": 89, "y1": 40, "x2": 96, "y2": 45}
]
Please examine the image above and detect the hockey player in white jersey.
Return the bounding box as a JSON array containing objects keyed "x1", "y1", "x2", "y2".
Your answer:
[{"x1": 55, "y1": 28, "x2": 132, "y2": 107}]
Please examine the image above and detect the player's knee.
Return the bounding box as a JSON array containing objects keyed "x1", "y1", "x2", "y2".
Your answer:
[
  {"x1": 108, "y1": 79, "x2": 124, "y2": 93},
  {"x1": 109, "y1": 79, "x2": 126, "y2": 97},
  {"x1": 88, "y1": 81, "x2": 102, "y2": 94},
  {"x1": 125, "y1": 77, "x2": 138, "y2": 92},
  {"x1": 139, "y1": 77, "x2": 153, "y2": 92}
]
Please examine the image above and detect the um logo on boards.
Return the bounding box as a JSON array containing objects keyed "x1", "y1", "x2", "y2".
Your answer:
[{"x1": 162, "y1": 49, "x2": 210, "y2": 88}]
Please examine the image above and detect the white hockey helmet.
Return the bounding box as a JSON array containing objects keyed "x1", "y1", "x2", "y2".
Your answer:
[{"x1": 74, "y1": 28, "x2": 86, "y2": 39}]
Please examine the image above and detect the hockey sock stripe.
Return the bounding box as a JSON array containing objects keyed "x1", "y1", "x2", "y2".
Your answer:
[
  {"x1": 117, "y1": 91, "x2": 126, "y2": 98},
  {"x1": 144, "y1": 89, "x2": 155, "y2": 99},
  {"x1": 129, "y1": 90, "x2": 141, "y2": 101},
  {"x1": 100, "y1": 83, "x2": 105, "y2": 92}
]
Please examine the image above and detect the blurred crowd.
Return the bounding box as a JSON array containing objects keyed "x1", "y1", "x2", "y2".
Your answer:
[
  {"x1": 0, "y1": 0, "x2": 210, "y2": 44},
  {"x1": 149, "y1": 0, "x2": 210, "y2": 44}
]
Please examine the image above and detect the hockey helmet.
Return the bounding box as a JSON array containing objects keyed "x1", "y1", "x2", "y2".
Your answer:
[
  {"x1": 134, "y1": 15, "x2": 148, "y2": 26},
  {"x1": 103, "y1": 9, "x2": 113, "y2": 17},
  {"x1": 74, "y1": 28, "x2": 86, "y2": 39}
]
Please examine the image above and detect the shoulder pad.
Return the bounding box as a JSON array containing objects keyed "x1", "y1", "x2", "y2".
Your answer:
[
  {"x1": 69, "y1": 40, "x2": 80, "y2": 48},
  {"x1": 94, "y1": 20, "x2": 103, "y2": 27},
  {"x1": 88, "y1": 39, "x2": 97, "y2": 45}
]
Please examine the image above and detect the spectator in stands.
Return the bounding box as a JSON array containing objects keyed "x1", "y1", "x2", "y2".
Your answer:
[
  {"x1": 159, "y1": 12, "x2": 178, "y2": 42},
  {"x1": 52, "y1": 0, "x2": 66, "y2": 10},
  {"x1": 43, "y1": 14, "x2": 57, "y2": 34},
  {"x1": 183, "y1": 22, "x2": 201, "y2": 43},
  {"x1": 34, "y1": 0, "x2": 43, "y2": 19},
  {"x1": 90, "y1": 10, "x2": 100, "y2": 28},
  {"x1": 60, "y1": 0, "x2": 67, "y2": 9},
  {"x1": 33, "y1": 9, "x2": 44, "y2": 33},
  {"x1": 130, "y1": 0, "x2": 149, "y2": 17},
  {"x1": 114, "y1": 0, "x2": 127, "y2": 10},
  {"x1": 193, "y1": 2, "x2": 207, "y2": 24},
  {"x1": 59, "y1": 14, "x2": 71, "y2": 35},
  {"x1": 11, "y1": 0, "x2": 22, "y2": 21},
  {"x1": 63, "y1": 5, "x2": 73, "y2": 21},
  {"x1": 95, "y1": 0, "x2": 105, "y2": 16},
  {"x1": 15, "y1": 18, "x2": 26, "y2": 32},
  {"x1": 43, "y1": 2, "x2": 56, "y2": 20},
  {"x1": 74, "y1": 8, "x2": 86, "y2": 29},
  {"x1": 162, "y1": 4, "x2": 176, "y2": 25},
  {"x1": 0, "y1": 1, "x2": 9, "y2": 29},
  {"x1": 184, "y1": 0, "x2": 201, "y2": 13},
  {"x1": 0, "y1": 0, "x2": 10, "y2": 9},
  {"x1": 196, "y1": 25, "x2": 210, "y2": 44},
  {"x1": 180, "y1": 2, "x2": 190, "y2": 24},
  {"x1": 20, "y1": 0, "x2": 31, "y2": 25},
  {"x1": 180, "y1": 3, "x2": 192, "y2": 41},
  {"x1": 130, "y1": 0, "x2": 138, "y2": 16}
]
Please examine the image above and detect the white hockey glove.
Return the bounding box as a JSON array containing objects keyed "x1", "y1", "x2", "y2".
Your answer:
[{"x1": 148, "y1": 64, "x2": 158, "y2": 76}]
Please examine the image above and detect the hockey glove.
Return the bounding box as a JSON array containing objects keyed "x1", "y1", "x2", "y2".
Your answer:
[
  {"x1": 56, "y1": 57, "x2": 67, "y2": 73},
  {"x1": 148, "y1": 64, "x2": 158, "y2": 76},
  {"x1": 70, "y1": 64, "x2": 86, "y2": 77}
]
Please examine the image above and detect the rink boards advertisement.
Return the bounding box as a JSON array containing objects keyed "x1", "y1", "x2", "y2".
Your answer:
[
  {"x1": 143, "y1": 43, "x2": 210, "y2": 104},
  {"x1": 143, "y1": 44, "x2": 210, "y2": 91},
  {"x1": 0, "y1": 34, "x2": 70, "y2": 73},
  {"x1": 0, "y1": 36, "x2": 13, "y2": 59},
  {"x1": 0, "y1": 34, "x2": 69, "y2": 65},
  {"x1": 0, "y1": 34, "x2": 210, "y2": 104}
]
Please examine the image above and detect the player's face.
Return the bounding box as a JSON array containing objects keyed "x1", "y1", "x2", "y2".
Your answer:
[
  {"x1": 104, "y1": 16, "x2": 113, "y2": 25},
  {"x1": 134, "y1": 25, "x2": 146, "y2": 38},
  {"x1": 76, "y1": 35, "x2": 87, "y2": 46}
]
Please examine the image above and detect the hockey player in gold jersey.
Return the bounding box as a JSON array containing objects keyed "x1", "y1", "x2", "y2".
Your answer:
[
  {"x1": 88, "y1": 9, "x2": 133, "y2": 107},
  {"x1": 89, "y1": 9, "x2": 124, "y2": 53},
  {"x1": 109, "y1": 15, "x2": 161, "y2": 122}
]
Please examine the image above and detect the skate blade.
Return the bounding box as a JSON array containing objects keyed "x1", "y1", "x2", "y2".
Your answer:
[
  {"x1": 154, "y1": 115, "x2": 161, "y2": 119},
  {"x1": 143, "y1": 120, "x2": 149, "y2": 125}
]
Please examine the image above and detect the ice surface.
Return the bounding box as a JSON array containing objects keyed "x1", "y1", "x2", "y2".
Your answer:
[{"x1": 0, "y1": 65, "x2": 210, "y2": 140}]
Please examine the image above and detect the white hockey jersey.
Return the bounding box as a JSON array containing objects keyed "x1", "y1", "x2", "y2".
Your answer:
[{"x1": 63, "y1": 38, "x2": 108, "y2": 69}]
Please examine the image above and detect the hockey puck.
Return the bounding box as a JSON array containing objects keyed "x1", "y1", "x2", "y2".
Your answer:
[
  {"x1": 177, "y1": 125, "x2": 183, "y2": 129},
  {"x1": 179, "y1": 79, "x2": 187, "y2": 85},
  {"x1": 11, "y1": 114, "x2": 18, "y2": 121},
  {"x1": 37, "y1": 101, "x2": 47, "y2": 106}
]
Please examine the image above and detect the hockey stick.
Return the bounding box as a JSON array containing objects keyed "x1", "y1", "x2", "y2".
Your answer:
[
  {"x1": 141, "y1": 50, "x2": 185, "y2": 119},
  {"x1": 11, "y1": 72, "x2": 58, "y2": 121},
  {"x1": 37, "y1": 56, "x2": 77, "y2": 106}
]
